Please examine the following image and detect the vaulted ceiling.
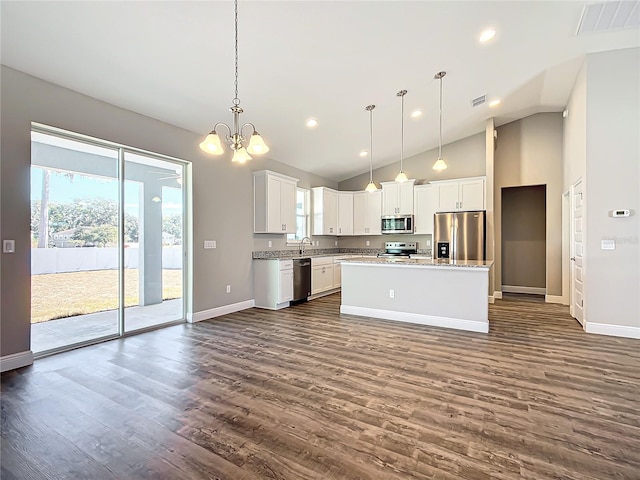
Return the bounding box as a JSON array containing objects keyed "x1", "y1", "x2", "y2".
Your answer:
[{"x1": 2, "y1": 1, "x2": 638, "y2": 181}]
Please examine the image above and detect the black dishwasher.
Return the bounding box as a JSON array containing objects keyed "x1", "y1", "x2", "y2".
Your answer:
[{"x1": 292, "y1": 258, "x2": 311, "y2": 303}]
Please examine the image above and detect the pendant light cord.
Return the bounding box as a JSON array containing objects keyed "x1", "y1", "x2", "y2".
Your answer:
[
  {"x1": 398, "y1": 90, "x2": 406, "y2": 171},
  {"x1": 438, "y1": 75, "x2": 443, "y2": 158},
  {"x1": 369, "y1": 107, "x2": 374, "y2": 182}
]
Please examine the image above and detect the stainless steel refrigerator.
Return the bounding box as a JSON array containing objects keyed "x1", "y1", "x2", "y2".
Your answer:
[{"x1": 434, "y1": 211, "x2": 486, "y2": 261}]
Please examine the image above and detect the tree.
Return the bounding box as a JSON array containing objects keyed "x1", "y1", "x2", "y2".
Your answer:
[
  {"x1": 162, "y1": 214, "x2": 182, "y2": 241},
  {"x1": 73, "y1": 225, "x2": 118, "y2": 247}
]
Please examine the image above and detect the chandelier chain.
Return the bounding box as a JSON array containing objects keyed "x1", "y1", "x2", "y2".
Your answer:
[{"x1": 233, "y1": 0, "x2": 239, "y2": 105}]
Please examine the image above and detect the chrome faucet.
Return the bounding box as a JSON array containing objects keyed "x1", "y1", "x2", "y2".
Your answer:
[{"x1": 299, "y1": 236, "x2": 312, "y2": 255}]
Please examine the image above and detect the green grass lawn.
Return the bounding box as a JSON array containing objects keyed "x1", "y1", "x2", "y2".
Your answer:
[{"x1": 31, "y1": 269, "x2": 182, "y2": 323}]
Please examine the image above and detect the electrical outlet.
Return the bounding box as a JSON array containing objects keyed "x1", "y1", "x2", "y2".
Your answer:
[
  {"x1": 268, "y1": 240, "x2": 272, "y2": 248},
  {"x1": 204, "y1": 240, "x2": 216, "y2": 249},
  {"x1": 426, "y1": 239, "x2": 431, "y2": 246},
  {"x1": 389, "y1": 289, "x2": 395, "y2": 299},
  {"x1": 335, "y1": 240, "x2": 338, "y2": 246},
  {"x1": 365, "y1": 240, "x2": 370, "y2": 246},
  {"x1": 226, "y1": 285, "x2": 231, "y2": 293}
]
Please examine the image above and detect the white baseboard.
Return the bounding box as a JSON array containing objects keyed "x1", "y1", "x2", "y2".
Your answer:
[
  {"x1": 340, "y1": 305, "x2": 489, "y2": 333},
  {"x1": 1, "y1": 350, "x2": 34, "y2": 373},
  {"x1": 585, "y1": 322, "x2": 640, "y2": 339},
  {"x1": 545, "y1": 295, "x2": 567, "y2": 305},
  {"x1": 502, "y1": 285, "x2": 546, "y2": 295},
  {"x1": 190, "y1": 299, "x2": 255, "y2": 323},
  {"x1": 494, "y1": 291, "x2": 503, "y2": 299}
]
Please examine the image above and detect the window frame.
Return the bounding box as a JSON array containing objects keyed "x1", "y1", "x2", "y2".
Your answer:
[{"x1": 286, "y1": 187, "x2": 311, "y2": 245}]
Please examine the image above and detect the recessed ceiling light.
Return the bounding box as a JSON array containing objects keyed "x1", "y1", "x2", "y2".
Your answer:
[
  {"x1": 411, "y1": 110, "x2": 423, "y2": 118},
  {"x1": 359, "y1": 150, "x2": 368, "y2": 157},
  {"x1": 305, "y1": 118, "x2": 319, "y2": 128},
  {"x1": 489, "y1": 99, "x2": 501, "y2": 107},
  {"x1": 479, "y1": 28, "x2": 496, "y2": 43}
]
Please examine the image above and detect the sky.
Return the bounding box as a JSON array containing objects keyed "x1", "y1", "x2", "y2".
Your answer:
[{"x1": 30, "y1": 167, "x2": 183, "y2": 216}]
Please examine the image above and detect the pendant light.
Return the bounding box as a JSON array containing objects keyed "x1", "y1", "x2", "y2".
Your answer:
[
  {"x1": 395, "y1": 89, "x2": 409, "y2": 183},
  {"x1": 365, "y1": 104, "x2": 378, "y2": 193},
  {"x1": 432, "y1": 71, "x2": 448, "y2": 171},
  {"x1": 199, "y1": 0, "x2": 269, "y2": 163}
]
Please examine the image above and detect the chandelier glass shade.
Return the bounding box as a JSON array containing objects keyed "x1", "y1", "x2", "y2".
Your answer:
[{"x1": 199, "y1": 0, "x2": 268, "y2": 161}]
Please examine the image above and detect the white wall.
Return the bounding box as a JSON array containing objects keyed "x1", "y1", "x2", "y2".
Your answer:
[{"x1": 584, "y1": 48, "x2": 639, "y2": 331}]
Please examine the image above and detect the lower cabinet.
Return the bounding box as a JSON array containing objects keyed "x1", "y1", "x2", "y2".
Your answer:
[
  {"x1": 254, "y1": 259, "x2": 293, "y2": 309},
  {"x1": 311, "y1": 257, "x2": 335, "y2": 295}
]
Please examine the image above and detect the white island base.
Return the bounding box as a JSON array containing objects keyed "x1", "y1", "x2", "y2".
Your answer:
[{"x1": 340, "y1": 258, "x2": 492, "y2": 333}]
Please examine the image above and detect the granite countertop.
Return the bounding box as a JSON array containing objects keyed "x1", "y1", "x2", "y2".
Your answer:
[
  {"x1": 340, "y1": 257, "x2": 493, "y2": 269},
  {"x1": 253, "y1": 248, "x2": 432, "y2": 260}
]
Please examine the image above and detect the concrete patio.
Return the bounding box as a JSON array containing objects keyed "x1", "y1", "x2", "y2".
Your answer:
[{"x1": 31, "y1": 298, "x2": 184, "y2": 354}]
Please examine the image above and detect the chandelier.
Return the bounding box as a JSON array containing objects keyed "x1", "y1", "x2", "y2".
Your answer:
[{"x1": 199, "y1": 0, "x2": 269, "y2": 163}]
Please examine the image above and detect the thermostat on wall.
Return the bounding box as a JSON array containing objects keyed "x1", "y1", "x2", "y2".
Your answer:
[{"x1": 610, "y1": 209, "x2": 631, "y2": 218}]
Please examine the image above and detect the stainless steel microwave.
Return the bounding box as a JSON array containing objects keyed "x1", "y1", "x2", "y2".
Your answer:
[{"x1": 381, "y1": 214, "x2": 414, "y2": 234}]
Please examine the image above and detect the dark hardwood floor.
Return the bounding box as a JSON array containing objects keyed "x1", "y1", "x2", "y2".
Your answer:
[{"x1": 2, "y1": 293, "x2": 639, "y2": 479}]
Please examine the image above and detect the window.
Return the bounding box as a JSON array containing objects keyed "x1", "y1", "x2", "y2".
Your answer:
[{"x1": 287, "y1": 188, "x2": 310, "y2": 243}]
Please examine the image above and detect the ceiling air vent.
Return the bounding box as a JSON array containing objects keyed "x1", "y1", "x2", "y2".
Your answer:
[
  {"x1": 471, "y1": 95, "x2": 486, "y2": 108},
  {"x1": 577, "y1": 1, "x2": 640, "y2": 35}
]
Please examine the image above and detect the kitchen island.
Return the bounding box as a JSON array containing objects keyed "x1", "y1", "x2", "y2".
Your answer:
[{"x1": 339, "y1": 257, "x2": 493, "y2": 333}]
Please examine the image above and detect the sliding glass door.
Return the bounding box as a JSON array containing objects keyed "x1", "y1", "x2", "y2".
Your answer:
[
  {"x1": 30, "y1": 127, "x2": 187, "y2": 356},
  {"x1": 123, "y1": 151, "x2": 184, "y2": 333}
]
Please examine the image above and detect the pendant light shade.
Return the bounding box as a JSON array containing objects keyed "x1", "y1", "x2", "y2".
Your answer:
[
  {"x1": 199, "y1": 0, "x2": 269, "y2": 161},
  {"x1": 395, "y1": 89, "x2": 409, "y2": 183},
  {"x1": 365, "y1": 104, "x2": 378, "y2": 192},
  {"x1": 433, "y1": 71, "x2": 448, "y2": 172}
]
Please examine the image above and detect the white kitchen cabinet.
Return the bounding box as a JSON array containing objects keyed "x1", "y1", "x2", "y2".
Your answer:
[
  {"x1": 312, "y1": 187, "x2": 338, "y2": 235},
  {"x1": 311, "y1": 256, "x2": 334, "y2": 294},
  {"x1": 431, "y1": 176, "x2": 485, "y2": 212},
  {"x1": 332, "y1": 256, "x2": 351, "y2": 288},
  {"x1": 337, "y1": 192, "x2": 354, "y2": 236},
  {"x1": 381, "y1": 179, "x2": 416, "y2": 215},
  {"x1": 413, "y1": 184, "x2": 438, "y2": 235},
  {"x1": 253, "y1": 170, "x2": 298, "y2": 233},
  {"x1": 253, "y1": 259, "x2": 293, "y2": 309},
  {"x1": 353, "y1": 190, "x2": 382, "y2": 235}
]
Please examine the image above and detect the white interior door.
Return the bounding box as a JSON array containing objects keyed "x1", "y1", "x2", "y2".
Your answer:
[{"x1": 571, "y1": 179, "x2": 584, "y2": 325}]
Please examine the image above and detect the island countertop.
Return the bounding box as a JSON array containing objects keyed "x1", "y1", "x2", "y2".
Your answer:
[{"x1": 340, "y1": 257, "x2": 493, "y2": 269}]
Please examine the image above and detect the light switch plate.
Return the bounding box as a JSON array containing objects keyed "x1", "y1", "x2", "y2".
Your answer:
[
  {"x1": 3, "y1": 240, "x2": 15, "y2": 253},
  {"x1": 601, "y1": 239, "x2": 615, "y2": 250}
]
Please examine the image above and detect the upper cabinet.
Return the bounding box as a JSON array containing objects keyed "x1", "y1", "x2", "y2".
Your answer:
[
  {"x1": 353, "y1": 190, "x2": 382, "y2": 235},
  {"x1": 253, "y1": 170, "x2": 298, "y2": 234},
  {"x1": 337, "y1": 192, "x2": 354, "y2": 236},
  {"x1": 431, "y1": 176, "x2": 485, "y2": 212},
  {"x1": 312, "y1": 187, "x2": 338, "y2": 235},
  {"x1": 381, "y1": 179, "x2": 416, "y2": 215},
  {"x1": 413, "y1": 184, "x2": 438, "y2": 235}
]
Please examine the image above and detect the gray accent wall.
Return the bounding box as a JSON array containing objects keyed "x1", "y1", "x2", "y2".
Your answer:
[
  {"x1": 494, "y1": 113, "x2": 564, "y2": 297},
  {"x1": 501, "y1": 185, "x2": 547, "y2": 289},
  {"x1": 0, "y1": 66, "x2": 336, "y2": 359}
]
